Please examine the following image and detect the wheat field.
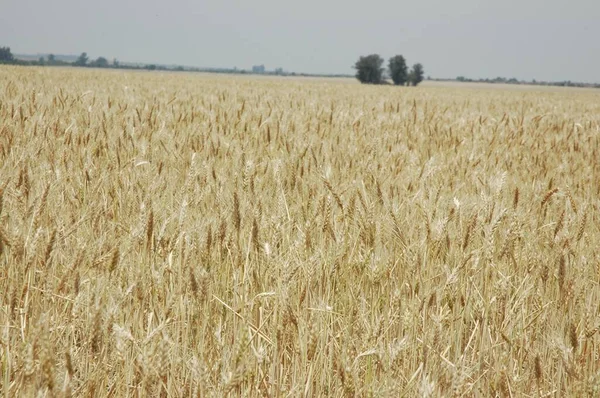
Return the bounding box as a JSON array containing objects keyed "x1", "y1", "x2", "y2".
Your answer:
[{"x1": 1, "y1": 66, "x2": 599, "y2": 397}]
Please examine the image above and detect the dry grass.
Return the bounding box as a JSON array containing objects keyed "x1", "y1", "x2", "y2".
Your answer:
[{"x1": 1, "y1": 65, "x2": 600, "y2": 397}]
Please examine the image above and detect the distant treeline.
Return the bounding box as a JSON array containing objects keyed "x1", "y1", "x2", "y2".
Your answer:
[
  {"x1": 1, "y1": 47, "x2": 346, "y2": 77},
  {"x1": 2, "y1": 46, "x2": 598, "y2": 88},
  {"x1": 451, "y1": 76, "x2": 600, "y2": 89}
]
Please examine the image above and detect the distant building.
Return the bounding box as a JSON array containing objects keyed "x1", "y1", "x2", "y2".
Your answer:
[{"x1": 252, "y1": 65, "x2": 265, "y2": 74}]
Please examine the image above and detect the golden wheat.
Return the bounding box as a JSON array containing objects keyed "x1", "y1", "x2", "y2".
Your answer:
[{"x1": 0, "y1": 66, "x2": 599, "y2": 396}]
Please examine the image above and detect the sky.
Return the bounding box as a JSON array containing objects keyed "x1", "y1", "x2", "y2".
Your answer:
[{"x1": 1, "y1": 0, "x2": 599, "y2": 83}]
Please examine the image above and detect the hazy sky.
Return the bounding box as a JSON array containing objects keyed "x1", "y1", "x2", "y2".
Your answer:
[{"x1": 2, "y1": 0, "x2": 599, "y2": 82}]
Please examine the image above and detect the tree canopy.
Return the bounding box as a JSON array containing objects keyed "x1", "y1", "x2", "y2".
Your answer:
[
  {"x1": 0, "y1": 47, "x2": 14, "y2": 63},
  {"x1": 353, "y1": 54, "x2": 385, "y2": 84},
  {"x1": 408, "y1": 63, "x2": 424, "y2": 86},
  {"x1": 388, "y1": 55, "x2": 408, "y2": 86},
  {"x1": 74, "y1": 52, "x2": 88, "y2": 67},
  {"x1": 90, "y1": 57, "x2": 109, "y2": 68}
]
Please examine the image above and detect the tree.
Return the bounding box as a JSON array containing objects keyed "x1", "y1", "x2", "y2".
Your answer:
[
  {"x1": 48, "y1": 54, "x2": 56, "y2": 64},
  {"x1": 91, "y1": 57, "x2": 109, "y2": 68},
  {"x1": 388, "y1": 55, "x2": 408, "y2": 86},
  {"x1": 354, "y1": 54, "x2": 385, "y2": 84},
  {"x1": 408, "y1": 63, "x2": 424, "y2": 86},
  {"x1": 0, "y1": 47, "x2": 15, "y2": 63},
  {"x1": 74, "y1": 52, "x2": 88, "y2": 66},
  {"x1": 38, "y1": 57, "x2": 46, "y2": 65}
]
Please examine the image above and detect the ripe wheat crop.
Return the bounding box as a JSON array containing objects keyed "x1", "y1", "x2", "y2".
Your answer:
[{"x1": 1, "y1": 66, "x2": 600, "y2": 396}]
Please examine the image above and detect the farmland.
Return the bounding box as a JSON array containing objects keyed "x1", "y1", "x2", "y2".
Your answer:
[{"x1": 1, "y1": 66, "x2": 600, "y2": 396}]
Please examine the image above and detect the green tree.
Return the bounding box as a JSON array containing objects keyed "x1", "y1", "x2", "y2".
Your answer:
[
  {"x1": 0, "y1": 46, "x2": 15, "y2": 63},
  {"x1": 354, "y1": 54, "x2": 385, "y2": 84},
  {"x1": 38, "y1": 57, "x2": 46, "y2": 65},
  {"x1": 408, "y1": 63, "x2": 424, "y2": 86},
  {"x1": 388, "y1": 55, "x2": 408, "y2": 86},
  {"x1": 74, "y1": 52, "x2": 88, "y2": 66},
  {"x1": 91, "y1": 57, "x2": 109, "y2": 68},
  {"x1": 48, "y1": 54, "x2": 56, "y2": 64}
]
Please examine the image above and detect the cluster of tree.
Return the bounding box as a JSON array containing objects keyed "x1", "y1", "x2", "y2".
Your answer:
[
  {"x1": 452, "y1": 76, "x2": 600, "y2": 89},
  {"x1": 71, "y1": 52, "x2": 182, "y2": 72},
  {"x1": 4, "y1": 44, "x2": 599, "y2": 89},
  {"x1": 456, "y1": 76, "x2": 519, "y2": 84},
  {"x1": 548, "y1": 80, "x2": 600, "y2": 88},
  {"x1": 39, "y1": 54, "x2": 71, "y2": 66},
  {"x1": 73, "y1": 52, "x2": 117, "y2": 68},
  {"x1": 0, "y1": 46, "x2": 15, "y2": 63},
  {"x1": 1, "y1": 47, "x2": 69, "y2": 66},
  {"x1": 354, "y1": 54, "x2": 424, "y2": 86},
  {"x1": 1, "y1": 47, "x2": 55, "y2": 66}
]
